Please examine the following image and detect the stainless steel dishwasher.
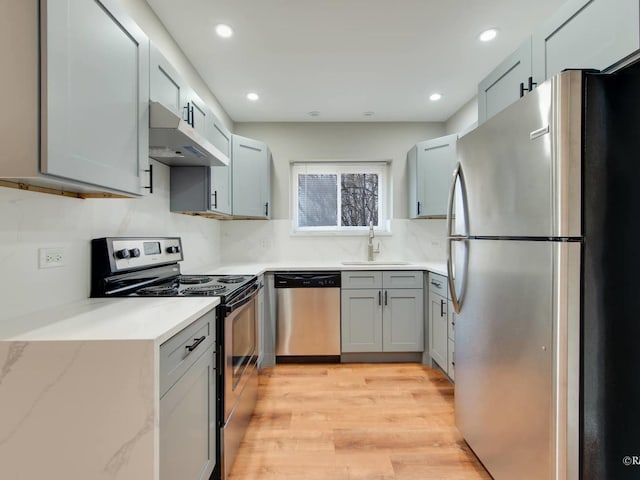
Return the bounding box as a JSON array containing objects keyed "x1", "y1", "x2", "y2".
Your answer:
[{"x1": 275, "y1": 272, "x2": 341, "y2": 361}]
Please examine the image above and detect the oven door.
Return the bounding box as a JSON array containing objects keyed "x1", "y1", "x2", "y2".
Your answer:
[{"x1": 223, "y1": 283, "x2": 258, "y2": 421}]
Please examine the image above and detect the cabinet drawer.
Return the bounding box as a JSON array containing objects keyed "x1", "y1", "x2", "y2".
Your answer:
[
  {"x1": 428, "y1": 273, "x2": 448, "y2": 298},
  {"x1": 383, "y1": 271, "x2": 423, "y2": 289},
  {"x1": 342, "y1": 271, "x2": 382, "y2": 289},
  {"x1": 160, "y1": 309, "x2": 216, "y2": 397}
]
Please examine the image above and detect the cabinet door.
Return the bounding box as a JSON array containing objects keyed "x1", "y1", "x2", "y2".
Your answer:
[
  {"x1": 186, "y1": 90, "x2": 208, "y2": 139},
  {"x1": 382, "y1": 289, "x2": 424, "y2": 352},
  {"x1": 341, "y1": 289, "x2": 383, "y2": 352},
  {"x1": 42, "y1": 0, "x2": 149, "y2": 195},
  {"x1": 209, "y1": 117, "x2": 232, "y2": 215},
  {"x1": 160, "y1": 348, "x2": 216, "y2": 480},
  {"x1": 447, "y1": 338, "x2": 455, "y2": 381},
  {"x1": 414, "y1": 134, "x2": 458, "y2": 218},
  {"x1": 447, "y1": 299, "x2": 455, "y2": 341},
  {"x1": 532, "y1": 0, "x2": 640, "y2": 85},
  {"x1": 150, "y1": 43, "x2": 185, "y2": 117},
  {"x1": 232, "y1": 135, "x2": 271, "y2": 218},
  {"x1": 429, "y1": 292, "x2": 448, "y2": 369},
  {"x1": 478, "y1": 38, "x2": 532, "y2": 124}
]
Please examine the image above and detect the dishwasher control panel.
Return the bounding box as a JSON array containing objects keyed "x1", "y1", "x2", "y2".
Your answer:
[{"x1": 274, "y1": 272, "x2": 341, "y2": 288}]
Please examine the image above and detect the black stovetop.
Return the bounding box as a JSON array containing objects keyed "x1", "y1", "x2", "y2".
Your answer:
[{"x1": 130, "y1": 274, "x2": 254, "y2": 299}]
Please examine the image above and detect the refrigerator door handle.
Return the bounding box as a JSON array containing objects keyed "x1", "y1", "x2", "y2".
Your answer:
[{"x1": 447, "y1": 162, "x2": 468, "y2": 314}]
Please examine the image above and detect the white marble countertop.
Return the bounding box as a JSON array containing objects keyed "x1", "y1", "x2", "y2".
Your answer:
[
  {"x1": 0, "y1": 261, "x2": 444, "y2": 344},
  {"x1": 0, "y1": 297, "x2": 219, "y2": 343},
  {"x1": 189, "y1": 260, "x2": 448, "y2": 277}
]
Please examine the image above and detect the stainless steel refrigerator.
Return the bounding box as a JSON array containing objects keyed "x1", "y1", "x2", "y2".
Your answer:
[{"x1": 447, "y1": 67, "x2": 640, "y2": 480}]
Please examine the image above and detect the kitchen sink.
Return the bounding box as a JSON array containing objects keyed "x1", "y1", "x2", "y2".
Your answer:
[{"x1": 341, "y1": 261, "x2": 412, "y2": 265}]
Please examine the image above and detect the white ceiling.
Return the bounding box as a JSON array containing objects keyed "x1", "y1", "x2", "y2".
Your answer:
[{"x1": 146, "y1": 0, "x2": 566, "y2": 123}]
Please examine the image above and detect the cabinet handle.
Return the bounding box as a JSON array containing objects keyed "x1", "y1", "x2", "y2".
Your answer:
[
  {"x1": 185, "y1": 336, "x2": 206, "y2": 352},
  {"x1": 143, "y1": 164, "x2": 153, "y2": 194},
  {"x1": 378, "y1": 290, "x2": 382, "y2": 306},
  {"x1": 417, "y1": 201, "x2": 421, "y2": 215},
  {"x1": 384, "y1": 290, "x2": 388, "y2": 306},
  {"x1": 519, "y1": 76, "x2": 537, "y2": 98},
  {"x1": 183, "y1": 104, "x2": 190, "y2": 123},
  {"x1": 430, "y1": 280, "x2": 441, "y2": 288},
  {"x1": 190, "y1": 104, "x2": 195, "y2": 127},
  {"x1": 440, "y1": 299, "x2": 445, "y2": 317},
  {"x1": 265, "y1": 202, "x2": 269, "y2": 217},
  {"x1": 212, "y1": 190, "x2": 218, "y2": 209}
]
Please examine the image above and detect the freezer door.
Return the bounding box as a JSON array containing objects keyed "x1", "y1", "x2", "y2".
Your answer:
[
  {"x1": 455, "y1": 239, "x2": 554, "y2": 480},
  {"x1": 457, "y1": 70, "x2": 581, "y2": 238}
]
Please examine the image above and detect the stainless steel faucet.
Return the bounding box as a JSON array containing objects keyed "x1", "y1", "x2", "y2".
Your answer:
[{"x1": 367, "y1": 221, "x2": 380, "y2": 261}]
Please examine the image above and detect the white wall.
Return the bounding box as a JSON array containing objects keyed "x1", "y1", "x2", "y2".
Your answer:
[
  {"x1": 445, "y1": 97, "x2": 478, "y2": 136},
  {"x1": 221, "y1": 122, "x2": 448, "y2": 264}
]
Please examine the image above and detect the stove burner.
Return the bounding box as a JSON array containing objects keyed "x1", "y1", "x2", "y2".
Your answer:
[
  {"x1": 179, "y1": 275, "x2": 213, "y2": 285},
  {"x1": 182, "y1": 285, "x2": 228, "y2": 296},
  {"x1": 137, "y1": 285, "x2": 179, "y2": 296},
  {"x1": 218, "y1": 276, "x2": 245, "y2": 284}
]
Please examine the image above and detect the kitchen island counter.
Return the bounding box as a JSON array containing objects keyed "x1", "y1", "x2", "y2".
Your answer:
[{"x1": 0, "y1": 296, "x2": 219, "y2": 480}]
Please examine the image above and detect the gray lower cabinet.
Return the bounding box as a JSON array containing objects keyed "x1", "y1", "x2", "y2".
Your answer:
[
  {"x1": 232, "y1": 135, "x2": 271, "y2": 218},
  {"x1": 1, "y1": 0, "x2": 150, "y2": 196},
  {"x1": 341, "y1": 289, "x2": 383, "y2": 352},
  {"x1": 429, "y1": 290, "x2": 448, "y2": 369},
  {"x1": 159, "y1": 310, "x2": 216, "y2": 480},
  {"x1": 429, "y1": 273, "x2": 454, "y2": 380},
  {"x1": 341, "y1": 271, "x2": 424, "y2": 353},
  {"x1": 407, "y1": 134, "x2": 458, "y2": 218}
]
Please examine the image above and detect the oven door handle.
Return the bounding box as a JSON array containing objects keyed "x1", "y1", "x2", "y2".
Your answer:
[{"x1": 224, "y1": 283, "x2": 259, "y2": 314}]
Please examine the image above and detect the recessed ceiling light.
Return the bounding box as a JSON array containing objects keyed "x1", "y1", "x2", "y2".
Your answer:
[
  {"x1": 363, "y1": 111, "x2": 375, "y2": 117},
  {"x1": 308, "y1": 111, "x2": 320, "y2": 117},
  {"x1": 246, "y1": 92, "x2": 259, "y2": 101},
  {"x1": 429, "y1": 93, "x2": 442, "y2": 102},
  {"x1": 479, "y1": 28, "x2": 498, "y2": 42},
  {"x1": 215, "y1": 24, "x2": 234, "y2": 38}
]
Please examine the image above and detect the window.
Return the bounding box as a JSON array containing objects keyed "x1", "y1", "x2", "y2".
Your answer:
[{"x1": 292, "y1": 162, "x2": 389, "y2": 233}]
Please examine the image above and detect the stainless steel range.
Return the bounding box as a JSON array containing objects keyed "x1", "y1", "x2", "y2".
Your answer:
[{"x1": 90, "y1": 237, "x2": 259, "y2": 480}]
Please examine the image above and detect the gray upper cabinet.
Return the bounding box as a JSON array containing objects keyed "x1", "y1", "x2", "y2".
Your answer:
[
  {"x1": 479, "y1": 0, "x2": 640, "y2": 124},
  {"x1": 407, "y1": 134, "x2": 458, "y2": 218},
  {"x1": 232, "y1": 135, "x2": 271, "y2": 218},
  {"x1": 478, "y1": 38, "x2": 532, "y2": 124},
  {"x1": 0, "y1": 0, "x2": 149, "y2": 196},
  {"x1": 532, "y1": 0, "x2": 640, "y2": 84},
  {"x1": 209, "y1": 118, "x2": 232, "y2": 215},
  {"x1": 150, "y1": 44, "x2": 185, "y2": 118},
  {"x1": 149, "y1": 44, "x2": 228, "y2": 168}
]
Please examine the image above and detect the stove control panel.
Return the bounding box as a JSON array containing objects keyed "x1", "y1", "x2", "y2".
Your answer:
[{"x1": 110, "y1": 237, "x2": 183, "y2": 271}]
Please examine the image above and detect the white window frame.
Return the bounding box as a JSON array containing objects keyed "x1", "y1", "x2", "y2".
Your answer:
[{"x1": 291, "y1": 161, "x2": 391, "y2": 235}]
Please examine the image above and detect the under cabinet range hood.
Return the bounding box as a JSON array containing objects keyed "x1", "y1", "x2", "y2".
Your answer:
[{"x1": 148, "y1": 101, "x2": 229, "y2": 167}]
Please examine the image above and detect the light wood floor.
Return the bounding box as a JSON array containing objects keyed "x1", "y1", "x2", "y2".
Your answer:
[{"x1": 228, "y1": 363, "x2": 491, "y2": 480}]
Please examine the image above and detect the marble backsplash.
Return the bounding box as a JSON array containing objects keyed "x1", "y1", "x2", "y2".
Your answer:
[
  {"x1": 0, "y1": 160, "x2": 222, "y2": 322},
  {"x1": 220, "y1": 219, "x2": 447, "y2": 265}
]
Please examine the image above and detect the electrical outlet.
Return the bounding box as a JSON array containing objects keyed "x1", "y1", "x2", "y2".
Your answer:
[{"x1": 39, "y1": 247, "x2": 65, "y2": 269}]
